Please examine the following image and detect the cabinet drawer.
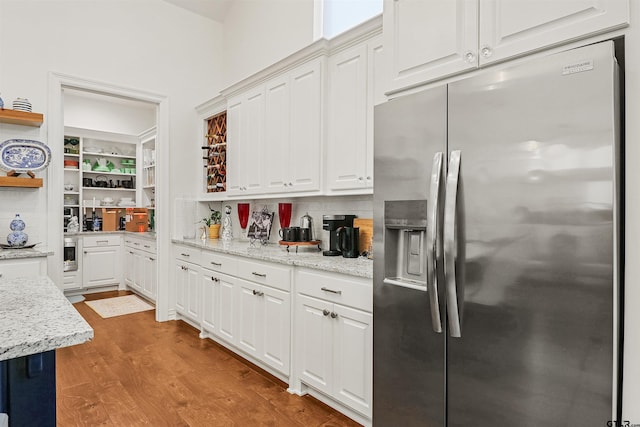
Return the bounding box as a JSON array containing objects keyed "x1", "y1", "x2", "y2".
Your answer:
[
  {"x1": 174, "y1": 245, "x2": 201, "y2": 264},
  {"x1": 83, "y1": 234, "x2": 121, "y2": 248},
  {"x1": 296, "y1": 268, "x2": 372, "y2": 312},
  {"x1": 200, "y1": 250, "x2": 238, "y2": 276},
  {"x1": 236, "y1": 258, "x2": 291, "y2": 292},
  {"x1": 126, "y1": 238, "x2": 156, "y2": 253}
]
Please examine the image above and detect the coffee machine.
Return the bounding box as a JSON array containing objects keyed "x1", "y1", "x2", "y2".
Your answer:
[{"x1": 322, "y1": 214, "x2": 356, "y2": 256}]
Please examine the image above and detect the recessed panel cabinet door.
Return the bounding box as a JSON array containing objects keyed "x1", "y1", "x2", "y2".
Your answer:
[
  {"x1": 142, "y1": 254, "x2": 156, "y2": 301},
  {"x1": 261, "y1": 286, "x2": 291, "y2": 375},
  {"x1": 479, "y1": 0, "x2": 629, "y2": 66},
  {"x1": 243, "y1": 88, "x2": 265, "y2": 194},
  {"x1": 297, "y1": 294, "x2": 333, "y2": 395},
  {"x1": 226, "y1": 96, "x2": 242, "y2": 195},
  {"x1": 201, "y1": 274, "x2": 218, "y2": 333},
  {"x1": 174, "y1": 262, "x2": 187, "y2": 313},
  {"x1": 333, "y1": 304, "x2": 373, "y2": 417},
  {"x1": 186, "y1": 266, "x2": 201, "y2": 322},
  {"x1": 289, "y1": 59, "x2": 322, "y2": 193},
  {"x1": 383, "y1": 0, "x2": 478, "y2": 94},
  {"x1": 264, "y1": 75, "x2": 290, "y2": 193},
  {"x1": 218, "y1": 275, "x2": 237, "y2": 344},
  {"x1": 83, "y1": 246, "x2": 120, "y2": 288},
  {"x1": 237, "y1": 280, "x2": 262, "y2": 358}
]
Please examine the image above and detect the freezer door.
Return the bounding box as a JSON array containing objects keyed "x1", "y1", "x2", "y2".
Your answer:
[
  {"x1": 446, "y1": 41, "x2": 618, "y2": 426},
  {"x1": 373, "y1": 86, "x2": 447, "y2": 426}
]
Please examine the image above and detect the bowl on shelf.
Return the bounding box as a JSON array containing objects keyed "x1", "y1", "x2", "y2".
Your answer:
[{"x1": 64, "y1": 184, "x2": 75, "y2": 191}]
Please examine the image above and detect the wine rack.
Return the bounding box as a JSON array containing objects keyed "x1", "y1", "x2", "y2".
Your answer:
[{"x1": 204, "y1": 111, "x2": 227, "y2": 193}]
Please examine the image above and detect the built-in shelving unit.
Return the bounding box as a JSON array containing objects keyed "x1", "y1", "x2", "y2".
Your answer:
[{"x1": 203, "y1": 112, "x2": 226, "y2": 193}]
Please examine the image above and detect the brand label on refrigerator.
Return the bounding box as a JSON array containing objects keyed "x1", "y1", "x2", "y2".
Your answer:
[{"x1": 562, "y1": 59, "x2": 594, "y2": 75}]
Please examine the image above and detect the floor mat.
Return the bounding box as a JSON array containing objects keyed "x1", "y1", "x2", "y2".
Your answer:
[{"x1": 85, "y1": 294, "x2": 154, "y2": 318}]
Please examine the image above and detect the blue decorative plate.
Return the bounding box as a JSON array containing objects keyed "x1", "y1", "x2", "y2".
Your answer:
[{"x1": 0, "y1": 139, "x2": 52, "y2": 173}]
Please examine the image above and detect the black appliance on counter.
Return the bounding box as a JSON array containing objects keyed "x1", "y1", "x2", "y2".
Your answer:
[{"x1": 322, "y1": 214, "x2": 356, "y2": 256}]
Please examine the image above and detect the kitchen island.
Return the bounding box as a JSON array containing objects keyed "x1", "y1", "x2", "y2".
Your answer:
[{"x1": 0, "y1": 275, "x2": 93, "y2": 426}]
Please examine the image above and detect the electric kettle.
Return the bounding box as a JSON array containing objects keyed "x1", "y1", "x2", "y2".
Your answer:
[{"x1": 300, "y1": 212, "x2": 314, "y2": 241}]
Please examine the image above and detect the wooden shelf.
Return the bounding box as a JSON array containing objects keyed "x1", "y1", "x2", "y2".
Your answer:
[
  {"x1": 0, "y1": 109, "x2": 44, "y2": 127},
  {"x1": 0, "y1": 176, "x2": 43, "y2": 188}
]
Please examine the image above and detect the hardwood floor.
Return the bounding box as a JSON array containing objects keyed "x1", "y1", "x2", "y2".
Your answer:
[{"x1": 56, "y1": 291, "x2": 361, "y2": 427}]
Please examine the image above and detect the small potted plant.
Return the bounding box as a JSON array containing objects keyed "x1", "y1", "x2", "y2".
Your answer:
[{"x1": 203, "y1": 207, "x2": 222, "y2": 239}]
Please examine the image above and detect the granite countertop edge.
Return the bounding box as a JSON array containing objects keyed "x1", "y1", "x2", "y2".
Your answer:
[
  {"x1": 172, "y1": 238, "x2": 373, "y2": 279},
  {"x1": 0, "y1": 247, "x2": 54, "y2": 260},
  {"x1": 0, "y1": 276, "x2": 94, "y2": 362}
]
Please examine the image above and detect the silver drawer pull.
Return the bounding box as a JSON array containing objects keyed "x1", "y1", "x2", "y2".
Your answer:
[
  {"x1": 321, "y1": 287, "x2": 342, "y2": 295},
  {"x1": 252, "y1": 272, "x2": 266, "y2": 278},
  {"x1": 181, "y1": 253, "x2": 190, "y2": 257},
  {"x1": 97, "y1": 240, "x2": 109, "y2": 245},
  {"x1": 252, "y1": 289, "x2": 264, "y2": 296},
  {"x1": 211, "y1": 277, "x2": 220, "y2": 282},
  {"x1": 330, "y1": 311, "x2": 339, "y2": 319},
  {"x1": 149, "y1": 257, "x2": 155, "y2": 261},
  {"x1": 211, "y1": 262, "x2": 222, "y2": 266},
  {"x1": 323, "y1": 309, "x2": 330, "y2": 316}
]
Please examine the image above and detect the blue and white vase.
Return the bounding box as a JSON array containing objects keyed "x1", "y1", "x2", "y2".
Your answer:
[{"x1": 7, "y1": 214, "x2": 28, "y2": 246}]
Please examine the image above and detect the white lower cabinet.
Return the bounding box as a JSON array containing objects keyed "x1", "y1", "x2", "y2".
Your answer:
[
  {"x1": 124, "y1": 236, "x2": 157, "y2": 302},
  {"x1": 0, "y1": 257, "x2": 47, "y2": 280},
  {"x1": 237, "y1": 279, "x2": 291, "y2": 375},
  {"x1": 83, "y1": 235, "x2": 122, "y2": 288},
  {"x1": 295, "y1": 269, "x2": 373, "y2": 419},
  {"x1": 173, "y1": 245, "x2": 201, "y2": 325}
]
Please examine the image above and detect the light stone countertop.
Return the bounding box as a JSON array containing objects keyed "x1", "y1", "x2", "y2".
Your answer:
[
  {"x1": 0, "y1": 276, "x2": 93, "y2": 361},
  {"x1": 173, "y1": 238, "x2": 373, "y2": 279},
  {"x1": 68, "y1": 231, "x2": 157, "y2": 240},
  {"x1": 0, "y1": 247, "x2": 53, "y2": 261}
]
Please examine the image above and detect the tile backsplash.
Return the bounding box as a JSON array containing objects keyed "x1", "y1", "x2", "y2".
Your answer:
[{"x1": 197, "y1": 195, "x2": 373, "y2": 250}]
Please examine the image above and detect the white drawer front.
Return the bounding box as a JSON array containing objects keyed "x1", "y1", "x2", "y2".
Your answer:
[
  {"x1": 296, "y1": 268, "x2": 372, "y2": 312},
  {"x1": 83, "y1": 234, "x2": 121, "y2": 247},
  {"x1": 236, "y1": 258, "x2": 291, "y2": 292},
  {"x1": 200, "y1": 250, "x2": 238, "y2": 276},
  {"x1": 174, "y1": 245, "x2": 201, "y2": 264}
]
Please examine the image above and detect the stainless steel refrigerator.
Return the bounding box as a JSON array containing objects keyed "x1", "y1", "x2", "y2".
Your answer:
[{"x1": 373, "y1": 40, "x2": 621, "y2": 426}]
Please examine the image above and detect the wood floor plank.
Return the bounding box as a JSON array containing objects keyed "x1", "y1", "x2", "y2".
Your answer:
[{"x1": 57, "y1": 292, "x2": 362, "y2": 426}]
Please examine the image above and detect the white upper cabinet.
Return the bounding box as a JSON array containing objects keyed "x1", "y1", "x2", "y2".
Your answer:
[
  {"x1": 264, "y1": 59, "x2": 323, "y2": 195},
  {"x1": 226, "y1": 87, "x2": 265, "y2": 196},
  {"x1": 326, "y1": 35, "x2": 381, "y2": 193},
  {"x1": 384, "y1": 0, "x2": 629, "y2": 94}
]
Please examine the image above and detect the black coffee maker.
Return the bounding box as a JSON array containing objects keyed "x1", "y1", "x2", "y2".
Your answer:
[{"x1": 322, "y1": 214, "x2": 356, "y2": 256}]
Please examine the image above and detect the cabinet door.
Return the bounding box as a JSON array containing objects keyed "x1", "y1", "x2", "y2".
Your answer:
[
  {"x1": 264, "y1": 75, "x2": 290, "y2": 193},
  {"x1": 289, "y1": 59, "x2": 322, "y2": 193},
  {"x1": 327, "y1": 44, "x2": 368, "y2": 191},
  {"x1": 201, "y1": 273, "x2": 218, "y2": 333},
  {"x1": 226, "y1": 96, "x2": 243, "y2": 195},
  {"x1": 242, "y1": 87, "x2": 265, "y2": 194},
  {"x1": 261, "y1": 285, "x2": 291, "y2": 375},
  {"x1": 383, "y1": 0, "x2": 478, "y2": 94},
  {"x1": 83, "y1": 246, "x2": 120, "y2": 288},
  {"x1": 174, "y1": 261, "x2": 188, "y2": 314},
  {"x1": 124, "y1": 249, "x2": 135, "y2": 286},
  {"x1": 332, "y1": 304, "x2": 373, "y2": 417},
  {"x1": 217, "y1": 274, "x2": 237, "y2": 344},
  {"x1": 297, "y1": 294, "x2": 333, "y2": 395},
  {"x1": 237, "y1": 280, "x2": 262, "y2": 359},
  {"x1": 479, "y1": 0, "x2": 629, "y2": 66},
  {"x1": 186, "y1": 265, "x2": 201, "y2": 322},
  {"x1": 133, "y1": 250, "x2": 145, "y2": 292},
  {"x1": 142, "y1": 254, "x2": 156, "y2": 301}
]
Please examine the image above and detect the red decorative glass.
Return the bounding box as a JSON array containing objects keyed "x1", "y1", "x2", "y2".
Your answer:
[
  {"x1": 237, "y1": 203, "x2": 250, "y2": 229},
  {"x1": 278, "y1": 203, "x2": 292, "y2": 228}
]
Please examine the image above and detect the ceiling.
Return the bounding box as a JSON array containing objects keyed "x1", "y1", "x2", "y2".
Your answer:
[{"x1": 162, "y1": 0, "x2": 233, "y2": 23}]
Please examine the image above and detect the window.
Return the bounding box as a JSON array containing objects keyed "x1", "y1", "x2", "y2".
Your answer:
[{"x1": 314, "y1": 0, "x2": 382, "y2": 40}]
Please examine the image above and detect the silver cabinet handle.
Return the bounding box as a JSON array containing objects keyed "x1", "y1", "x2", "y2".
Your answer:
[
  {"x1": 252, "y1": 289, "x2": 264, "y2": 296},
  {"x1": 149, "y1": 257, "x2": 154, "y2": 261},
  {"x1": 444, "y1": 150, "x2": 463, "y2": 338},
  {"x1": 322, "y1": 309, "x2": 330, "y2": 316},
  {"x1": 330, "y1": 311, "x2": 338, "y2": 319},
  {"x1": 97, "y1": 240, "x2": 109, "y2": 245},
  {"x1": 144, "y1": 245, "x2": 151, "y2": 249},
  {"x1": 426, "y1": 152, "x2": 444, "y2": 333},
  {"x1": 321, "y1": 287, "x2": 342, "y2": 295},
  {"x1": 251, "y1": 272, "x2": 266, "y2": 278},
  {"x1": 480, "y1": 45, "x2": 492, "y2": 58},
  {"x1": 211, "y1": 277, "x2": 219, "y2": 282},
  {"x1": 180, "y1": 253, "x2": 190, "y2": 257},
  {"x1": 210, "y1": 261, "x2": 222, "y2": 266},
  {"x1": 129, "y1": 251, "x2": 134, "y2": 255}
]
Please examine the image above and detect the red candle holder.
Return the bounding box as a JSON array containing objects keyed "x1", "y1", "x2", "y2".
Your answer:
[
  {"x1": 278, "y1": 203, "x2": 292, "y2": 229},
  {"x1": 238, "y1": 203, "x2": 250, "y2": 229}
]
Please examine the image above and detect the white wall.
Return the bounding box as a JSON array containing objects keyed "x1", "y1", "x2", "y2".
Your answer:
[
  {"x1": 221, "y1": 0, "x2": 315, "y2": 87},
  {"x1": 0, "y1": 0, "x2": 224, "y2": 260},
  {"x1": 63, "y1": 90, "x2": 156, "y2": 135}
]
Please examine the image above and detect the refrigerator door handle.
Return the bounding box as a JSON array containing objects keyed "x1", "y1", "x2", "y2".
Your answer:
[
  {"x1": 426, "y1": 152, "x2": 444, "y2": 333},
  {"x1": 444, "y1": 150, "x2": 462, "y2": 337}
]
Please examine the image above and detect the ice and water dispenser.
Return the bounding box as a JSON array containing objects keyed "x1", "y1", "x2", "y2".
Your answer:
[{"x1": 383, "y1": 200, "x2": 428, "y2": 291}]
